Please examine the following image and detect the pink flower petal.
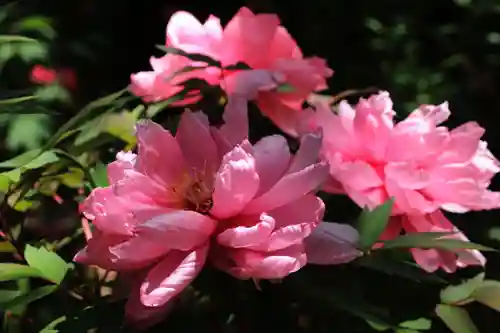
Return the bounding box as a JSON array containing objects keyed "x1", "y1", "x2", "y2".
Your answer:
[
  {"x1": 222, "y1": 69, "x2": 281, "y2": 99},
  {"x1": 221, "y1": 7, "x2": 280, "y2": 68},
  {"x1": 134, "y1": 211, "x2": 216, "y2": 251},
  {"x1": 135, "y1": 120, "x2": 186, "y2": 186},
  {"x1": 217, "y1": 95, "x2": 249, "y2": 150},
  {"x1": 74, "y1": 230, "x2": 166, "y2": 270},
  {"x1": 217, "y1": 213, "x2": 275, "y2": 248},
  {"x1": 256, "y1": 93, "x2": 301, "y2": 137},
  {"x1": 81, "y1": 187, "x2": 169, "y2": 235},
  {"x1": 249, "y1": 194, "x2": 324, "y2": 251},
  {"x1": 211, "y1": 144, "x2": 260, "y2": 219},
  {"x1": 252, "y1": 135, "x2": 291, "y2": 196},
  {"x1": 140, "y1": 245, "x2": 208, "y2": 307},
  {"x1": 336, "y1": 161, "x2": 383, "y2": 191},
  {"x1": 109, "y1": 237, "x2": 171, "y2": 266},
  {"x1": 286, "y1": 132, "x2": 322, "y2": 174},
  {"x1": 222, "y1": 244, "x2": 307, "y2": 279},
  {"x1": 166, "y1": 11, "x2": 222, "y2": 51},
  {"x1": 439, "y1": 122, "x2": 485, "y2": 164},
  {"x1": 384, "y1": 162, "x2": 430, "y2": 190},
  {"x1": 176, "y1": 111, "x2": 218, "y2": 174},
  {"x1": 243, "y1": 162, "x2": 328, "y2": 214}
]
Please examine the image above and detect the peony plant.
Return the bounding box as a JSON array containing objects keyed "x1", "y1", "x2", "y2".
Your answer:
[{"x1": 0, "y1": 5, "x2": 499, "y2": 333}]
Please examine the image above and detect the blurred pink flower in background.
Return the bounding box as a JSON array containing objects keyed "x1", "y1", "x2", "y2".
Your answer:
[
  {"x1": 31, "y1": 65, "x2": 77, "y2": 90},
  {"x1": 74, "y1": 94, "x2": 330, "y2": 325},
  {"x1": 31, "y1": 65, "x2": 58, "y2": 85},
  {"x1": 130, "y1": 7, "x2": 332, "y2": 136},
  {"x1": 303, "y1": 91, "x2": 500, "y2": 272}
]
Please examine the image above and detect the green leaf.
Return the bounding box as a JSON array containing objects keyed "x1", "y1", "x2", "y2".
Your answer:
[
  {"x1": 145, "y1": 95, "x2": 184, "y2": 118},
  {"x1": 472, "y1": 280, "x2": 500, "y2": 312},
  {"x1": 157, "y1": 45, "x2": 221, "y2": 67},
  {"x1": 0, "y1": 174, "x2": 10, "y2": 192},
  {"x1": 0, "y1": 95, "x2": 37, "y2": 105},
  {"x1": 488, "y1": 227, "x2": 500, "y2": 242},
  {"x1": 0, "y1": 149, "x2": 42, "y2": 168},
  {"x1": 7, "y1": 114, "x2": 52, "y2": 151},
  {"x1": 58, "y1": 167, "x2": 85, "y2": 188},
  {"x1": 0, "y1": 242, "x2": 16, "y2": 253},
  {"x1": 366, "y1": 320, "x2": 391, "y2": 331},
  {"x1": 356, "y1": 253, "x2": 446, "y2": 284},
  {"x1": 0, "y1": 35, "x2": 38, "y2": 43},
  {"x1": 277, "y1": 83, "x2": 295, "y2": 93},
  {"x1": 399, "y1": 318, "x2": 432, "y2": 330},
  {"x1": 12, "y1": 16, "x2": 56, "y2": 40},
  {"x1": 0, "y1": 43, "x2": 15, "y2": 67},
  {"x1": 24, "y1": 245, "x2": 68, "y2": 284},
  {"x1": 168, "y1": 65, "x2": 208, "y2": 79},
  {"x1": 40, "y1": 314, "x2": 67, "y2": 331},
  {"x1": 435, "y1": 304, "x2": 479, "y2": 333},
  {"x1": 357, "y1": 198, "x2": 394, "y2": 250},
  {"x1": 224, "y1": 62, "x2": 251, "y2": 70},
  {"x1": 17, "y1": 42, "x2": 47, "y2": 62},
  {"x1": 73, "y1": 116, "x2": 103, "y2": 146},
  {"x1": 0, "y1": 285, "x2": 57, "y2": 311},
  {"x1": 441, "y1": 273, "x2": 485, "y2": 305},
  {"x1": 35, "y1": 85, "x2": 70, "y2": 103},
  {"x1": 90, "y1": 162, "x2": 108, "y2": 188},
  {"x1": 21, "y1": 150, "x2": 58, "y2": 170},
  {"x1": 0, "y1": 169, "x2": 22, "y2": 187},
  {"x1": 0, "y1": 290, "x2": 21, "y2": 303},
  {"x1": 178, "y1": 77, "x2": 210, "y2": 90},
  {"x1": 382, "y1": 233, "x2": 495, "y2": 252},
  {"x1": 12, "y1": 199, "x2": 34, "y2": 212},
  {"x1": 0, "y1": 263, "x2": 43, "y2": 281},
  {"x1": 103, "y1": 111, "x2": 137, "y2": 145},
  {"x1": 47, "y1": 88, "x2": 128, "y2": 148}
]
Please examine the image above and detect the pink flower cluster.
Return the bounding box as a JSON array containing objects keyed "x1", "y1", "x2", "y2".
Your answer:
[
  {"x1": 130, "y1": 7, "x2": 332, "y2": 136},
  {"x1": 75, "y1": 96, "x2": 353, "y2": 324},
  {"x1": 75, "y1": 5, "x2": 500, "y2": 328},
  {"x1": 303, "y1": 91, "x2": 500, "y2": 272}
]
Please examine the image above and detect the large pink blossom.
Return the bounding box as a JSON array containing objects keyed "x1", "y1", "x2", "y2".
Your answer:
[
  {"x1": 74, "y1": 97, "x2": 329, "y2": 325},
  {"x1": 302, "y1": 91, "x2": 500, "y2": 272},
  {"x1": 130, "y1": 7, "x2": 332, "y2": 136}
]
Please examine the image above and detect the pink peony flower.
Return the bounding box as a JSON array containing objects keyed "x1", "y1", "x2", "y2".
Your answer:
[
  {"x1": 303, "y1": 91, "x2": 500, "y2": 272},
  {"x1": 74, "y1": 97, "x2": 328, "y2": 325},
  {"x1": 31, "y1": 65, "x2": 58, "y2": 84},
  {"x1": 30, "y1": 65, "x2": 77, "y2": 90},
  {"x1": 130, "y1": 7, "x2": 332, "y2": 136},
  {"x1": 130, "y1": 11, "x2": 223, "y2": 105}
]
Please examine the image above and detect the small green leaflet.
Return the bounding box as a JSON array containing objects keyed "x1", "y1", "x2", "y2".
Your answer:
[
  {"x1": 0, "y1": 263, "x2": 43, "y2": 281},
  {"x1": 435, "y1": 304, "x2": 479, "y2": 333},
  {"x1": 440, "y1": 273, "x2": 484, "y2": 305},
  {"x1": 24, "y1": 245, "x2": 69, "y2": 284},
  {"x1": 0, "y1": 285, "x2": 57, "y2": 311},
  {"x1": 0, "y1": 149, "x2": 42, "y2": 168},
  {"x1": 357, "y1": 198, "x2": 394, "y2": 250},
  {"x1": 472, "y1": 279, "x2": 500, "y2": 312},
  {"x1": 381, "y1": 232, "x2": 495, "y2": 251},
  {"x1": 0, "y1": 35, "x2": 38, "y2": 43},
  {"x1": 399, "y1": 318, "x2": 432, "y2": 330},
  {"x1": 90, "y1": 162, "x2": 109, "y2": 189},
  {"x1": 156, "y1": 45, "x2": 221, "y2": 67}
]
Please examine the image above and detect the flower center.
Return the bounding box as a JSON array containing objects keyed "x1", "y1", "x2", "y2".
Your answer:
[
  {"x1": 184, "y1": 179, "x2": 213, "y2": 213},
  {"x1": 170, "y1": 170, "x2": 213, "y2": 214}
]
